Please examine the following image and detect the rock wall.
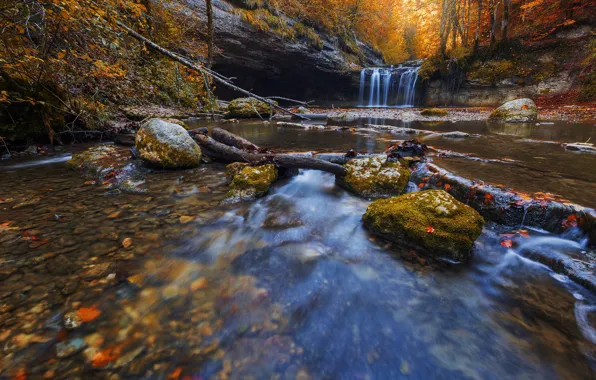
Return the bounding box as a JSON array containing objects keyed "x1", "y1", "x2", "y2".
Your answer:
[
  {"x1": 186, "y1": 0, "x2": 383, "y2": 104},
  {"x1": 423, "y1": 25, "x2": 592, "y2": 107},
  {"x1": 424, "y1": 73, "x2": 575, "y2": 107}
]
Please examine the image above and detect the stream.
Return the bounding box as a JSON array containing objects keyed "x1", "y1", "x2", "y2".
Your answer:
[{"x1": 0, "y1": 118, "x2": 595, "y2": 378}]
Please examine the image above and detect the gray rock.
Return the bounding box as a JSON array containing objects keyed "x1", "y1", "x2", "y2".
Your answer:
[
  {"x1": 488, "y1": 98, "x2": 538, "y2": 123},
  {"x1": 328, "y1": 112, "x2": 359, "y2": 125},
  {"x1": 135, "y1": 119, "x2": 202, "y2": 168},
  {"x1": 56, "y1": 338, "x2": 86, "y2": 358}
]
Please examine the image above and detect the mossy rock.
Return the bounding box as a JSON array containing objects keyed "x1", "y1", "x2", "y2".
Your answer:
[
  {"x1": 337, "y1": 156, "x2": 410, "y2": 199},
  {"x1": 420, "y1": 108, "x2": 448, "y2": 117},
  {"x1": 363, "y1": 190, "x2": 485, "y2": 262},
  {"x1": 135, "y1": 119, "x2": 202, "y2": 169},
  {"x1": 227, "y1": 97, "x2": 276, "y2": 119},
  {"x1": 67, "y1": 145, "x2": 125, "y2": 171},
  {"x1": 225, "y1": 162, "x2": 250, "y2": 181},
  {"x1": 328, "y1": 112, "x2": 359, "y2": 125},
  {"x1": 488, "y1": 98, "x2": 537, "y2": 123},
  {"x1": 224, "y1": 163, "x2": 278, "y2": 203}
]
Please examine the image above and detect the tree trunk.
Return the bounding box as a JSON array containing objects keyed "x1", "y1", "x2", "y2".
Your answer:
[
  {"x1": 489, "y1": 0, "x2": 497, "y2": 45},
  {"x1": 206, "y1": 0, "x2": 214, "y2": 68},
  {"x1": 501, "y1": 0, "x2": 510, "y2": 40},
  {"x1": 474, "y1": 0, "x2": 483, "y2": 50}
]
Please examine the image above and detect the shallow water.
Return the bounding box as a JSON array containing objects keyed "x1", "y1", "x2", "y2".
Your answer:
[{"x1": 0, "y1": 119, "x2": 595, "y2": 378}]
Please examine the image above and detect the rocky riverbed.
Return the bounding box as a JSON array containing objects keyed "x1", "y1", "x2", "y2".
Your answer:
[{"x1": 1, "y1": 116, "x2": 595, "y2": 378}]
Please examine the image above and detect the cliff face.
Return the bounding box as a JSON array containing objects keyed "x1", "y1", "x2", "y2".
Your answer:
[
  {"x1": 186, "y1": 0, "x2": 383, "y2": 105},
  {"x1": 423, "y1": 25, "x2": 594, "y2": 107}
]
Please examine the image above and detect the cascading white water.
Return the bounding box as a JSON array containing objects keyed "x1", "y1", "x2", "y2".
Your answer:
[{"x1": 358, "y1": 61, "x2": 421, "y2": 107}]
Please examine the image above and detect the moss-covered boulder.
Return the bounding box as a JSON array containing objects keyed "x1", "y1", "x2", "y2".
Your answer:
[
  {"x1": 328, "y1": 112, "x2": 359, "y2": 125},
  {"x1": 420, "y1": 108, "x2": 448, "y2": 117},
  {"x1": 224, "y1": 163, "x2": 278, "y2": 203},
  {"x1": 489, "y1": 98, "x2": 538, "y2": 123},
  {"x1": 363, "y1": 190, "x2": 485, "y2": 262},
  {"x1": 227, "y1": 97, "x2": 276, "y2": 118},
  {"x1": 337, "y1": 156, "x2": 410, "y2": 199},
  {"x1": 135, "y1": 119, "x2": 202, "y2": 169}
]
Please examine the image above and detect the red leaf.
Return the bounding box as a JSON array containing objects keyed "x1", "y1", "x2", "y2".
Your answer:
[
  {"x1": 501, "y1": 240, "x2": 513, "y2": 248},
  {"x1": 484, "y1": 193, "x2": 494, "y2": 205},
  {"x1": 77, "y1": 306, "x2": 101, "y2": 322},
  {"x1": 444, "y1": 184, "x2": 451, "y2": 191},
  {"x1": 426, "y1": 226, "x2": 435, "y2": 233}
]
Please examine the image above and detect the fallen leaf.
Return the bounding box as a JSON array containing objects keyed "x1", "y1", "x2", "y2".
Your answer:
[
  {"x1": 484, "y1": 193, "x2": 494, "y2": 205},
  {"x1": 167, "y1": 367, "x2": 183, "y2": 380},
  {"x1": 518, "y1": 230, "x2": 530, "y2": 238},
  {"x1": 77, "y1": 306, "x2": 101, "y2": 322},
  {"x1": 84, "y1": 180, "x2": 96, "y2": 185},
  {"x1": 92, "y1": 349, "x2": 116, "y2": 367},
  {"x1": 501, "y1": 240, "x2": 513, "y2": 248},
  {"x1": 12, "y1": 369, "x2": 26, "y2": 380},
  {"x1": 426, "y1": 226, "x2": 435, "y2": 233},
  {"x1": 444, "y1": 184, "x2": 451, "y2": 191},
  {"x1": 190, "y1": 278, "x2": 207, "y2": 291},
  {"x1": 122, "y1": 238, "x2": 133, "y2": 248},
  {"x1": 179, "y1": 216, "x2": 194, "y2": 224}
]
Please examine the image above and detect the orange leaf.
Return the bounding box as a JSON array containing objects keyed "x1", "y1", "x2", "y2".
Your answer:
[
  {"x1": 12, "y1": 369, "x2": 26, "y2": 380},
  {"x1": 122, "y1": 238, "x2": 133, "y2": 248},
  {"x1": 92, "y1": 350, "x2": 115, "y2": 367},
  {"x1": 484, "y1": 193, "x2": 494, "y2": 205},
  {"x1": 426, "y1": 226, "x2": 435, "y2": 233},
  {"x1": 167, "y1": 367, "x2": 183, "y2": 379},
  {"x1": 418, "y1": 183, "x2": 425, "y2": 189},
  {"x1": 444, "y1": 184, "x2": 451, "y2": 191},
  {"x1": 501, "y1": 240, "x2": 513, "y2": 248},
  {"x1": 518, "y1": 230, "x2": 530, "y2": 238},
  {"x1": 77, "y1": 306, "x2": 101, "y2": 322}
]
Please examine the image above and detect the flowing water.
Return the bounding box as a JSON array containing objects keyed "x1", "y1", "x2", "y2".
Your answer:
[
  {"x1": 358, "y1": 63, "x2": 421, "y2": 107},
  {"x1": 0, "y1": 118, "x2": 595, "y2": 378}
]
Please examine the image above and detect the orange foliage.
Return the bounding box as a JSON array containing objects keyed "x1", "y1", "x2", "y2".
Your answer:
[{"x1": 77, "y1": 306, "x2": 102, "y2": 322}]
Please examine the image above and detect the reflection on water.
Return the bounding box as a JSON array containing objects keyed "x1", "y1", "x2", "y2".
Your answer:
[
  {"x1": 487, "y1": 122, "x2": 536, "y2": 137},
  {"x1": 0, "y1": 120, "x2": 595, "y2": 378},
  {"x1": 186, "y1": 118, "x2": 596, "y2": 207}
]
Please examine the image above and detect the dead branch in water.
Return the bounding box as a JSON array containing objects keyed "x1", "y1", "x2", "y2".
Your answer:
[
  {"x1": 211, "y1": 127, "x2": 260, "y2": 152},
  {"x1": 193, "y1": 133, "x2": 347, "y2": 176},
  {"x1": 116, "y1": 21, "x2": 309, "y2": 121}
]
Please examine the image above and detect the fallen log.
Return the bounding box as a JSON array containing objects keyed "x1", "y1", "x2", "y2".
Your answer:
[
  {"x1": 193, "y1": 134, "x2": 348, "y2": 176},
  {"x1": 212, "y1": 128, "x2": 260, "y2": 152}
]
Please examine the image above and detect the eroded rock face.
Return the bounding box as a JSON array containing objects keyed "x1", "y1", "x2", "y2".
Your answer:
[
  {"x1": 489, "y1": 98, "x2": 538, "y2": 123},
  {"x1": 224, "y1": 163, "x2": 278, "y2": 203},
  {"x1": 337, "y1": 156, "x2": 410, "y2": 199},
  {"x1": 363, "y1": 190, "x2": 485, "y2": 262},
  {"x1": 227, "y1": 97, "x2": 276, "y2": 118},
  {"x1": 135, "y1": 119, "x2": 202, "y2": 168}
]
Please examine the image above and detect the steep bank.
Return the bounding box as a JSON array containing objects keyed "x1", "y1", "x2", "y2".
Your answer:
[
  {"x1": 422, "y1": 25, "x2": 595, "y2": 107},
  {"x1": 187, "y1": 0, "x2": 383, "y2": 104}
]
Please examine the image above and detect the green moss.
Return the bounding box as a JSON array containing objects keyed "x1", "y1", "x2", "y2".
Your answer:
[
  {"x1": 339, "y1": 156, "x2": 410, "y2": 199},
  {"x1": 226, "y1": 162, "x2": 250, "y2": 181},
  {"x1": 420, "y1": 108, "x2": 448, "y2": 117},
  {"x1": 227, "y1": 97, "x2": 276, "y2": 118},
  {"x1": 135, "y1": 124, "x2": 202, "y2": 169},
  {"x1": 225, "y1": 163, "x2": 278, "y2": 202},
  {"x1": 363, "y1": 190, "x2": 485, "y2": 262}
]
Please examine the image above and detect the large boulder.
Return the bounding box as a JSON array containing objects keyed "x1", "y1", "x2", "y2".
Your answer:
[
  {"x1": 489, "y1": 98, "x2": 538, "y2": 123},
  {"x1": 327, "y1": 112, "x2": 359, "y2": 125},
  {"x1": 224, "y1": 163, "x2": 278, "y2": 203},
  {"x1": 363, "y1": 190, "x2": 485, "y2": 262},
  {"x1": 337, "y1": 156, "x2": 410, "y2": 199},
  {"x1": 227, "y1": 97, "x2": 276, "y2": 118},
  {"x1": 135, "y1": 119, "x2": 202, "y2": 169}
]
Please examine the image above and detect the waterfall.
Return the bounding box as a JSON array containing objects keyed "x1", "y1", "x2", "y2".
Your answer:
[{"x1": 358, "y1": 61, "x2": 422, "y2": 107}]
